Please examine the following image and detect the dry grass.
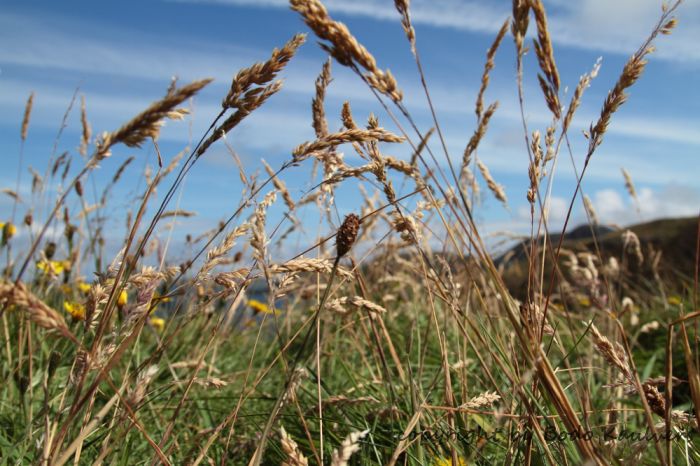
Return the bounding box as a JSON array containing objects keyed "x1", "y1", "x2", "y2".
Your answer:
[
  {"x1": 0, "y1": 1, "x2": 696, "y2": 465},
  {"x1": 290, "y1": 0, "x2": 402, "y2": 103}
]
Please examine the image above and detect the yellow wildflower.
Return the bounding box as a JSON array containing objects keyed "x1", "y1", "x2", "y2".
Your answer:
[
  {"x1": 578, "y1": 296, "x2": 591, "y2": 307},
  {"x1": 37, "y1": 259, "x2": 68, "y2": 276},
  {"x1": 117, "y1": 289, "x2": 128, "y2": 308},
  {"x1": 667, "y1": 295, "x2": 682, "y2": 306},
  {"x1": 1, "y1": 222, "x2": 17, "y2": 244},
  {"x1": 63, "y1": 301, "x2": 85, "y2": 321},
  {"x1": 149, "y1": 316, "x2": 166, "y2": 332},
  {"x1": 154, "y1": 292, "x2": 171, "y2": 303},
  {"x1": 78, "y1": 282, "x2": 92, "y2": 294},
  {"x1": 247, "y1": 299, "x2": 279, "y2": 315},
  {"x1": 60, "y1": 284, "x2": 73, "y2": 294},
  {"x1": 150, "y1": 292, "x2": 170, "y2": 313},
  {"x1": 433, "y1": 457, "x2": 466, "y2": 466}
]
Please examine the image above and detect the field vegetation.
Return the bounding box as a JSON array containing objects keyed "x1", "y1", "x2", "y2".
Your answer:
[{"x1": 1, "y1": 0, "x2": 698, "y2": 464}]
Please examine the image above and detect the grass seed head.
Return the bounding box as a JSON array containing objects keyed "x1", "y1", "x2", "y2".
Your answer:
[{"x1": 336, "y1": 213, "x2": 360, "y2": 258}]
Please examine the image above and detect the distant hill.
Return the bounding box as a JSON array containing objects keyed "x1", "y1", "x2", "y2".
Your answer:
[
  {"x1": 495, "y1": 223, "x2": 616, "y2": 266},
  {"x1": 499, "y1": 216, "x2": 698, "y2": 299}
]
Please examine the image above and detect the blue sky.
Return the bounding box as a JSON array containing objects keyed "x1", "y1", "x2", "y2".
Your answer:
[{"x1": 1, "y1": 0, "x2": 699, "y2": 260}]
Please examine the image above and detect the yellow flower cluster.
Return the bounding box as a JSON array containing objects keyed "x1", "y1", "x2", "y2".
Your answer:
[
  {"x1": 37, "y1": 259, "x2": 69, "y2": 276},
  {"x1": 61, "y1": 281, "x2": 92, "y2": 295},
  {"x1": 63, "y1": 301, "x2": 85, "y2": 321},
  {"x1": 149, "y1": 316, "x2": 166, "y2": 332},
  {"x1": 60, "y1": 282, "x2": 130, "y2": 323},
  {"x1": 118, "y1": 289, "x2": 128, "y2": 308},
  {"x1": 577, "y1": 296, "x2": 591, "y2": 307},
  {"x1": 667, "y1": 295, "x2": 682, "y2": 306},
  {"x1": 246, "y1": 299, "x2": 279, "y2": 315},
  {"x1": 149, "y1": 292, "x2": 170, "y2": 313},
  {"x1": 1, "y1": 222, "x2": 17, "y2": 245},
  {"x1": 433, "y1": 457, "x2": 466, "y2": 466}
]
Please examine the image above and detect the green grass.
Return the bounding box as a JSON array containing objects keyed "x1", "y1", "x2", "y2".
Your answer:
[{"x1": 1, "y1": 0, "x2": 698, "y2": 464}]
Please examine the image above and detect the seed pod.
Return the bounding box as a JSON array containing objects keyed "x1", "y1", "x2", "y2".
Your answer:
[
  {"x1": 14, "y1": 373, "x2": 29, "y2": 396},
  {"x1": 45, "y1": 242, "x2": 57, "y2": 260},
  {"x1": 336, "y1": 213, "x2": 360, "y2": 258},
  {"x1": 64, "y1": 224, "x2": 76, "y2": 244},
  {"x1": 48, "y1": 351, "x2": 62, "y2": 379},
  {"x1": 75, "y1": 180, "x2": 83, "y2": 197}
]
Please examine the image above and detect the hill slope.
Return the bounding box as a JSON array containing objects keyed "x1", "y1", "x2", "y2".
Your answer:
[{"x1": 500, "y1": 216, "x2": 698, "y2": 299}]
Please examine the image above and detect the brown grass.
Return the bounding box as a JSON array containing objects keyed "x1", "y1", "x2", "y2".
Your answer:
[{"x1": 0, "y1": 1, "x2": 694, "y2": 465}]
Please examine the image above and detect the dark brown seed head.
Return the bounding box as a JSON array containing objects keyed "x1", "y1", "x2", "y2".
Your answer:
[
  {"x1": 48, "y1": 351, "x2": 62, "y2": 379},
  {"x1": 643, "y1": 382, "x2": 665, "y2": 416},
  {"x1": 45, "y1": 242, "x2": 57, "y2": 260},
  {"x1": 14, "y1": 373, "x2": 29, "y2": 396},
  {"x1": 336, "y1": 213, "x2": 360, "y2": 258}
]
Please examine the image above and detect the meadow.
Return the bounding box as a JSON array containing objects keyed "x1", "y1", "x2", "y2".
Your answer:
[{"x1": 1, "y1": 0, "x2": 698, "y2": 464}]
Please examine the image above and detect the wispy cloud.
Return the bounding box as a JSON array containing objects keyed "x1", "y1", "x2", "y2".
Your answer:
[
  {"x1": 2, "y1": 71, "x2": 697, "y2": 192},
  {"x1": 1, "y1": 3, "x2": 697, "y2": 221},
  {"x1": 174, "y1": 0, "x2": 700, "y2": 63},
  {"x1": 509, "y1": 184, "x2": 700, "y2": 234},
  {"x1": 0, "y1": 10, "x2": 382, "y2": 103},
  {"x1": 592, "y1": 185, "x2": 700, "y2": 225},
  {"x1": 546, "y1": 0, "x2": 700, "y2": 63},
  {"x1": 3, "y1": 6, "x2": 697, "y2": 147},
  {"x1": 0, "y1": 12, "x2": 247, "y2": 82}
]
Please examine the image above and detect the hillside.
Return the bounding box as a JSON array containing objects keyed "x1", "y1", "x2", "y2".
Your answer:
[{"x1": 500, "y1": 216, "x2": 699, "y2": 299}]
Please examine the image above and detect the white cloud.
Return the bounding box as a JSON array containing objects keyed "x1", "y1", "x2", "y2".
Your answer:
[
  {"x1": 515, "y1": 195, "x2": 569, "y2": 225},
  {"x1": 593, "y1": 188, "x2": 626, "y2": 219},
  {"x1": 176, "y1": 0, "x2": 700, "y2": 64},
  {"x1": 0, "y1": 11, "x2": 378, "y2": 103},
  {"x1": 2, "y1": 6, "x2": 698, "y2": 158},
  {"x1": 545, "y1": 196, "x2": 569, "y2": 223},
  {"x1": 592, "y1": 185, "x2": 700, "y2": 226},
  {"x1": 636, "y1": 185, "x2": 700, "y2": 220},
  {"x1": 1, "y1": 4, "x2": 697, "y2": 223},
  {"x1": 547, "y1": 0, "x2": 700, "y2": 63},
  {"x1": 598, "y1": 115, "x2": 700, "y2": 147},
  {"x1": 0, "y1": 12, "x2": 262, "y2": 83},
  {"x1": 510, "y1": 184, "x2": 699, "y2": 235},
  {"x1": 171, "y1": 0, "x2": 508, "y2": 33}
]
